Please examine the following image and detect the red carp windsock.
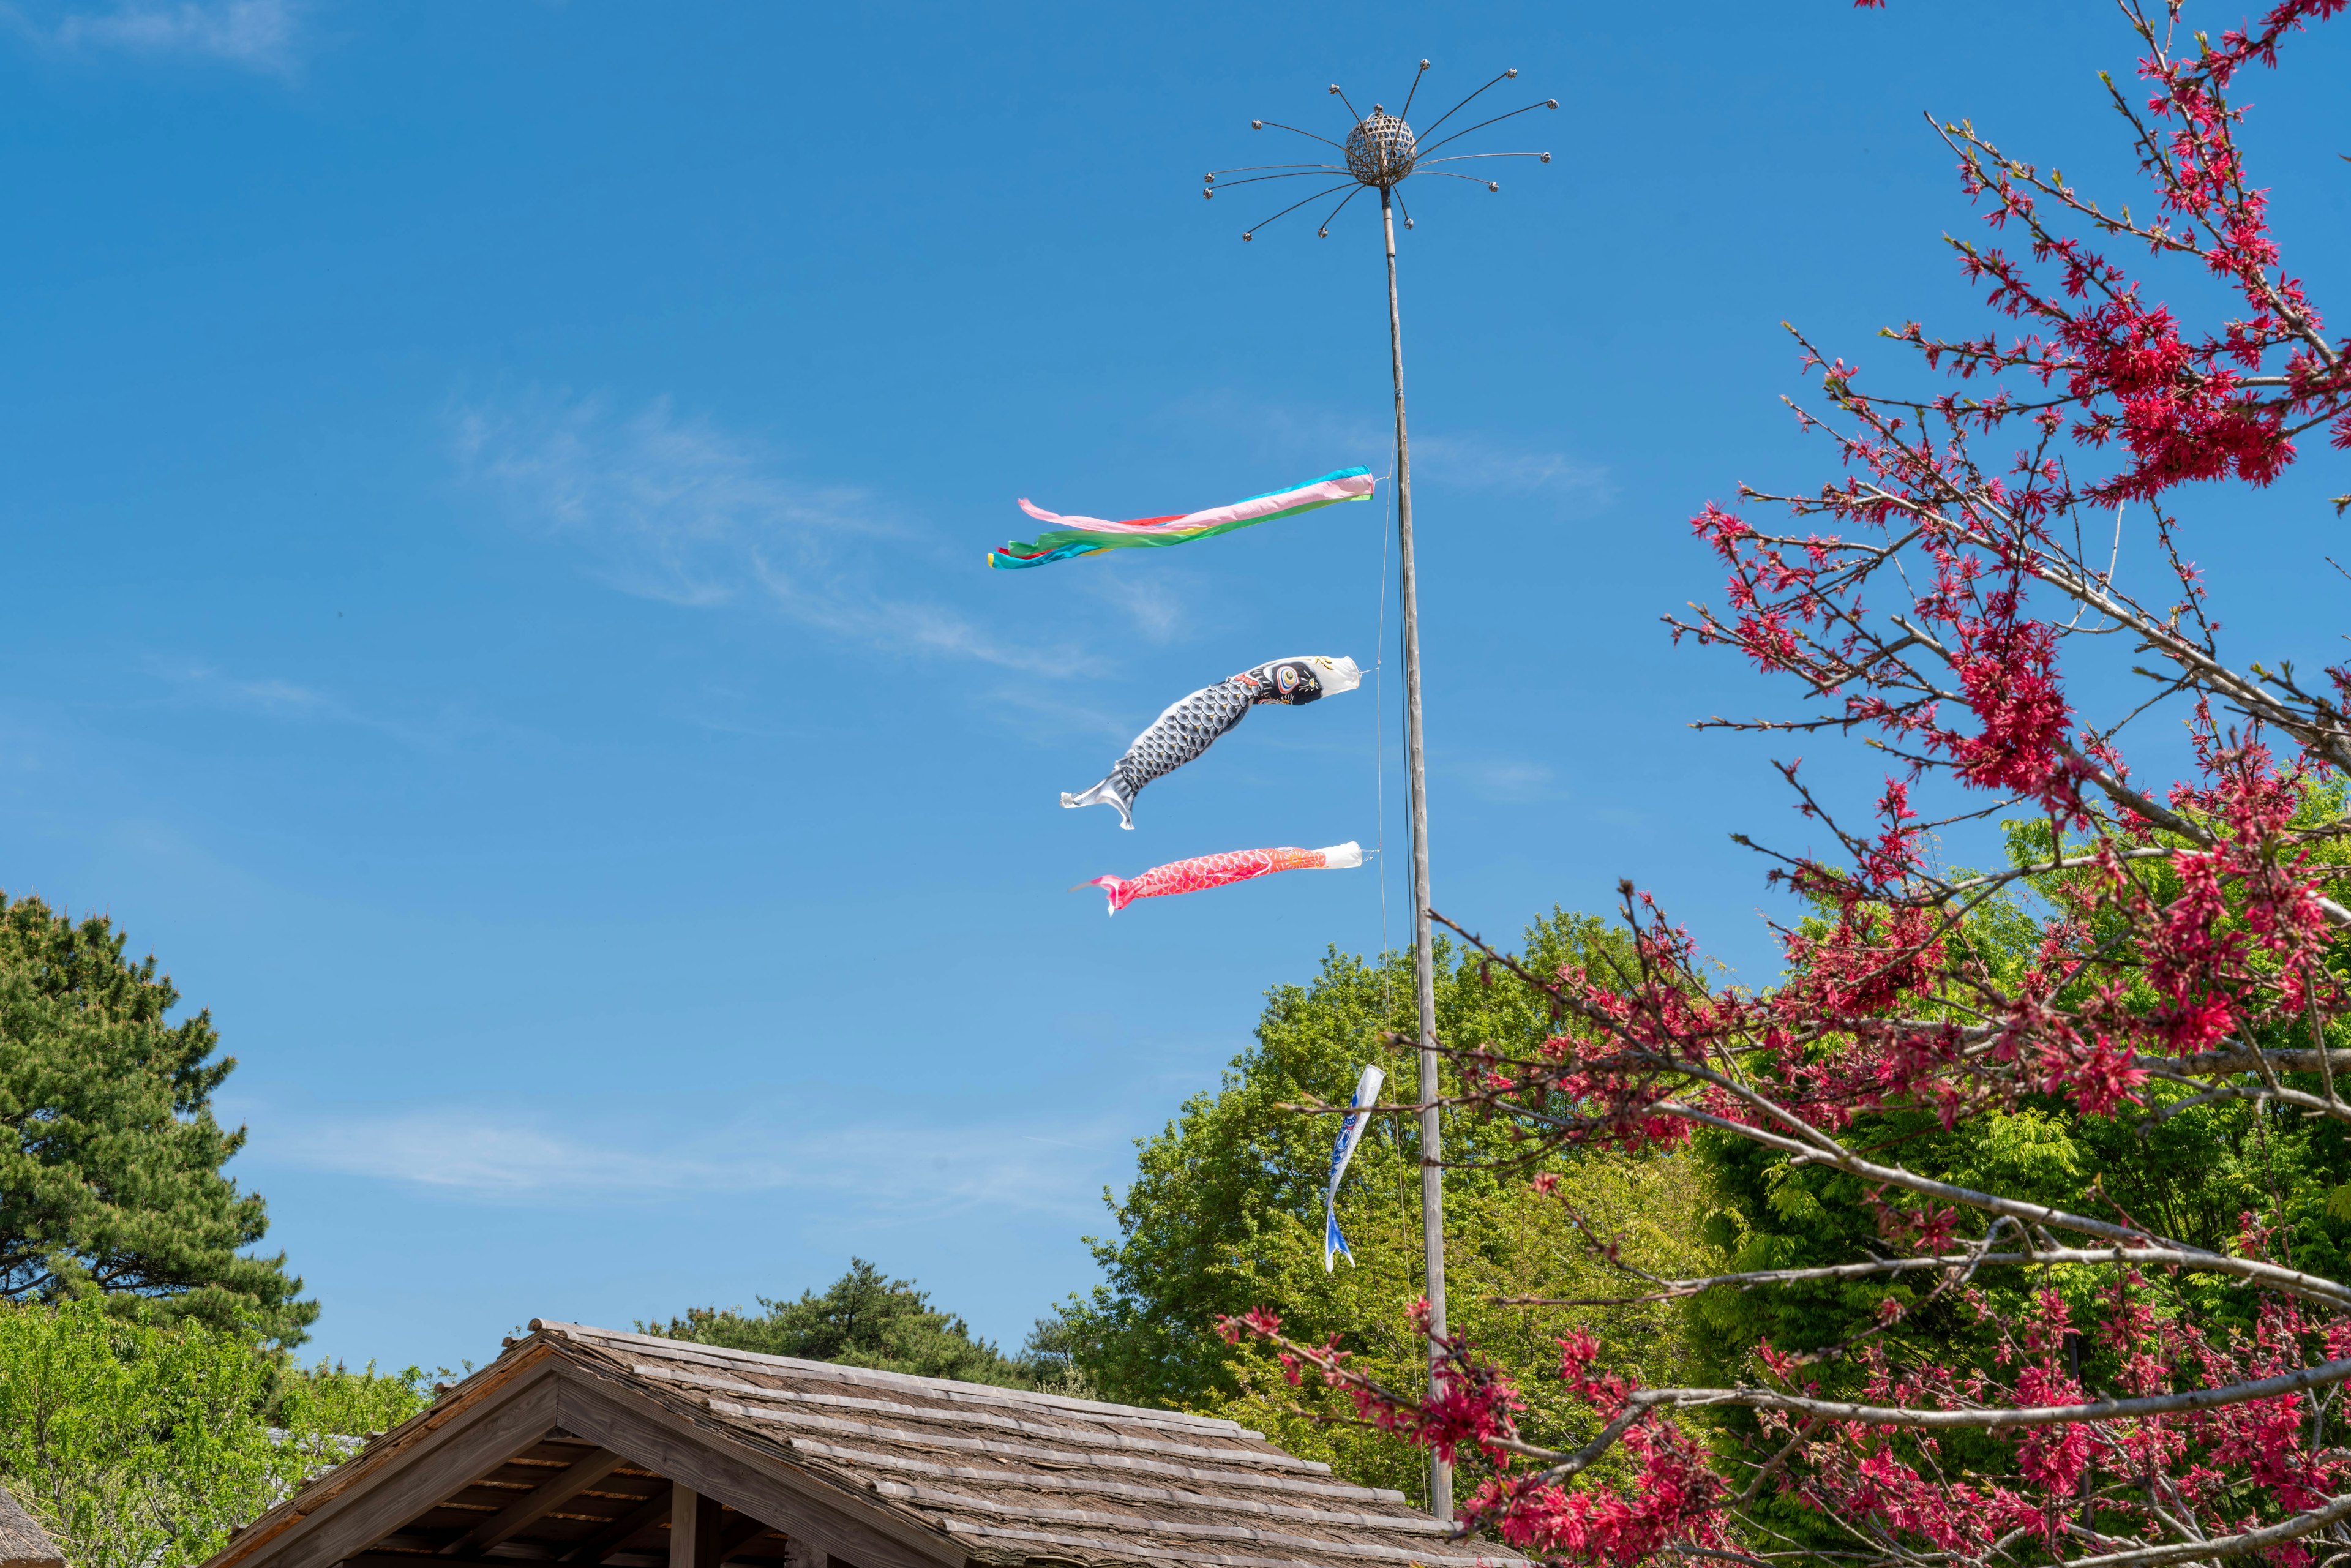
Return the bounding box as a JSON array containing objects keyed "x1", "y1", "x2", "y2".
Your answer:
[
  {"x1": 1063, "y1": 655, "x2": 1363, "y2": 829},
  {"x1": 1079, "y1": 842, "x2": 1363, "y2": 915}
]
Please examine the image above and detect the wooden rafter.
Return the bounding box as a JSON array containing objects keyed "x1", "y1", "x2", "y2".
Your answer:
[
  {"x1": 441, "y1": 1450, "x2": 631, "y2": 1557},
  {"x1": 559, "y1": 1485, "x2": 673, "y2": 1566}
]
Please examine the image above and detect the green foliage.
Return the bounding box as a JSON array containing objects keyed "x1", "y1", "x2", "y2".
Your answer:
[
  {"x1": 1684, "y1": 795, "x2": 2351, "y2": 1548},
  {"x1": 0, "y1": 1299, "x2": 429, "y2": 1568},
  {"x1": 271, "y1": 1354, "x2": 437, "y2": 1441},
  {"x1": 642, "y1": 1259, "x2": 1035, "y2": 1387},
  {"x1": 0, "y1": 894, "x2": 313, "y2": 1348},
  {"x1": 1053, "y1": 915, "x2": 1709, "y2": 1504}
]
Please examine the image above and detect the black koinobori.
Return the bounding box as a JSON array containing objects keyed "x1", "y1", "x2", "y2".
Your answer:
[{"x1": 1063, "y1": 655, "x2": 1363, "y2": 830}]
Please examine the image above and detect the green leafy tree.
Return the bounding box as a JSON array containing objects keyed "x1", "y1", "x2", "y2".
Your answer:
[
  {"x1": 271, "y1": 1354, "x2": 441, "y2": 1441},
  {"x1": 0, "y1": 1299, "x2": 429, "y2": 1568},
  {"x1": 643, "y1": 1259, "x2": 1032, "y2": 1386},
  {"x1": 1681, "y1": 804, "x2": 2351, "y2": 1552},
  {"x1": 1053, "y1": 916, "x2": 1709, "y2": 1504},
  {"x1": 0, "y1": 895, "x2": 313, "y2": 1348}
]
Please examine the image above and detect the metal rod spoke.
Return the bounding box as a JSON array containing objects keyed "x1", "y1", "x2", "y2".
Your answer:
[
  {"x1": 1398, "y1": 59, "x2": 1430, "y2": 124},
  {"x1": 1414, "y1": 99, "x2": 1559, "y2": 158},
  {"x1": 1209, "y1": 170, "x2": 1348, "y2": 191},
  {"x1": 1314, "y1": 182, "x2": 1368, "y2": 236},
  {"x1": 1328, "y1": 83, "x2": 1368, "y2": 127},
  {"x1": 1242, "y1": 182, "x2": 1355, "y2": 239},
  {"x1": 1411, "y1": 68, "x2": 1517, "y2": 140},
  {"x1": 1251, "y1": 119, "x2": 1348, "y2": 152},
  {"x1": 1419, "y1": 170, "x2": 1508, "y2": 186},
  {"x1": 1415, "y1": 152, "x2": 1550, "y2": 165},
  {"x1": 1206, "y1": 162, "x2": 1345, "y2": 177}
]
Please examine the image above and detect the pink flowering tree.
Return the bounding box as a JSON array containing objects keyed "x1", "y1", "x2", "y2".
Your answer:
[{"x1": 1227, "y1": 4, "x2": 2351, "y2": 1564}]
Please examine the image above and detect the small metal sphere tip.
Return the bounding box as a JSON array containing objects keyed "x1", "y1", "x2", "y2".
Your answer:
[
  {"x1": 1204, "y1": 172, "x2": 1214, "y2": 182},
  {"x1": 1242, "y1": 231, "x2": 1254, "y2": 242},
  {"x1": 1505, "y1": 67, "x2": 1518, "y2": 78},
  {"x1": 1546, "y1": 99, "x2": 1559, "y2": 109},
  {"x1": 1317, "y1": 227, "x2": 1329, "y2": 237},
  {"x1": 1327, "y1": 84, "x2": 1340, "y2": 94},
  {"x1": 1251, "y1": 119, "x2": 1262, "y2": 130},
  {"x1": 1540, "y1": 151, "x2": 1552, "y2": 162},
  {"x1": 1403, "y1": 217, "x2": 1414, "y2": 229},
  {"x1": 1488, "y1": 181, "x2": 1499, "y2": 192},
  {"x1": 1202, "y1": 189, "x2": 1213, "y2": 200},
  {"x1": 1419, "y1": 58, "x2": 1430, "y2": 69}
]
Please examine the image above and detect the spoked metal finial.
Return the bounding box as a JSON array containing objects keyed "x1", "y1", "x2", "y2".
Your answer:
[
  {"x1": 1203, "y1": 61, "x2": 1554, "y2": 1526},
  {"x1": 1202, "y1": 61, "x2": 1556, "y2": 239}
]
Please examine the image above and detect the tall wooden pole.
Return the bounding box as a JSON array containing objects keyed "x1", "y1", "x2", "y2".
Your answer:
[{"x1": 1379, "y1": 185, "x2": 1449, "y2": 1523}]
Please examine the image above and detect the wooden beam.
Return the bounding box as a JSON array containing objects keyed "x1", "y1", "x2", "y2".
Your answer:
[
  {"x1": 559, "y1": 1487, "x2": 673, "y2": 1567},
  {"x1": 550, "y1": 1372, "x2": 956, "y2": 1568},
  {"x1": 244, "y1": 1375, "x2": 567, "y2": 1568},
  {"x1": 442, "y1": 1451, "x2": 630, "y2": 1556},
  {"x1": 669, "y1": 1491, "x2": 723, "y2": 1568},
  {"x1": 716, "y1": 1515, "x2": 774, "y2": 1560},
  {"x1": 219, "y1": 1344, "x2": 566, "y2": 1568}
]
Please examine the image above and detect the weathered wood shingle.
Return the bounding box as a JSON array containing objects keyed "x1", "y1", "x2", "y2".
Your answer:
[
  {"x1": 0, "y1": 1488, "x2": 64, "y2": 1568},
  {"x1": 200, "y1": 1319, "x2": 1523, "y2": 1568}
]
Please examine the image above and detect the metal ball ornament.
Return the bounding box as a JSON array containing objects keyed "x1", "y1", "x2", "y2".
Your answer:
[
  {"x1": 1207, "y1": 60, "x2": 1554, "y2": 242},
  {"x1": 1343, "y1": 113, "x2": 1417, "y2": 188}
]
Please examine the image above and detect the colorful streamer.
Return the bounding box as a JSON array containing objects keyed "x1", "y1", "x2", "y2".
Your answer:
[
  {"x1": 1324, "y1": 1063, "x2": 1385, "y2": 1272},
  {"x1": 1065, "y1": 655, "x2": 1363, "y2": 829},
  {"x1": 990, "y1": 467, "x2": 1375, "y2": 569},
  {"x1": 1079, "y1": 842, "x2": 1363, "y2": 915}
]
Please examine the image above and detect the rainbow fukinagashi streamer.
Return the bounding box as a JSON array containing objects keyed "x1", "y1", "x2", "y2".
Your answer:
[
  {"x1": 990, "y1": 467, "x2": 1374, "y2": 569},
  {"x1": 1077, "y1": 842, "x2": 1363, "y2": 915}
]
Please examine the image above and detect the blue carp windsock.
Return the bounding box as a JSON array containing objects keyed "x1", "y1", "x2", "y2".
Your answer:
[
  {"x1": 1063, "y1": 655, "x2": 1363, "y2": 828},
  {"x1": 1325, "y1": 1063, "x2": 1385, "y2": 1272}
]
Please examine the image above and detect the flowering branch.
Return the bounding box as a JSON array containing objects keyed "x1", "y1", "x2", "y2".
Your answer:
[{"x1": 1232, "y1": 6, "x2": 2351, "y2": 1564}]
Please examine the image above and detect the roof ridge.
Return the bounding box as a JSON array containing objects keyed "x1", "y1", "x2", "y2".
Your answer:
[
  {"x1": 703, "y1": 1395, "x2": 1328, "y2": 1476},
  {"x1": 631, "y1": 1364, "x2": 1272, "y2": 1452},
  {"x1": 530, "y1": 1320, "x2": 1246, "y2": 1436}
]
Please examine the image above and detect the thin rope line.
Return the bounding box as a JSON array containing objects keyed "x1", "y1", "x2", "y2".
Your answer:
[{"x1": 1373, "y1": 461, "x2": 1395, "y2": 1020}]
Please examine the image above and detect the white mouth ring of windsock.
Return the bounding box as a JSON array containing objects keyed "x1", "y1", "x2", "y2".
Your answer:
[
  {"x1": 1315, "y1": 842, "x2": 1365, "y2": 869},
  {"x1": 1273, "y1": 656, "x2": 1363, "y2": 696}
]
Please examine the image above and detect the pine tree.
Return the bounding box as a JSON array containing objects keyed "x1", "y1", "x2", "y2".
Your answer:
[
  {"x1": 0, "y1": 894, "x2": 313, "y2": 1348},
  {"x1": 643, "y1": 1259, "x2": 1027, "y2": 1386}
]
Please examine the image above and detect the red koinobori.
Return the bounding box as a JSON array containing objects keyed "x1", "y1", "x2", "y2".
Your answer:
[{"x1": 1077, "y1": 842, "x2": 1363, "y2": 915}]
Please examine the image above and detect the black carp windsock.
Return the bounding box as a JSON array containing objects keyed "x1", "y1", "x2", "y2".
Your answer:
[{"x1": 1063, "y1": 655, "x2": 1363, "y2": 828}]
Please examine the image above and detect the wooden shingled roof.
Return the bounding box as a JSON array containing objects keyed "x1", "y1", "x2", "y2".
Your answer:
[
  {"x1": 1, "y1": 1487, "x2": 66, "y2": 1568},
  {"x1": 201, "y1": 1320, "x2": 1524, "y2": 1568}
]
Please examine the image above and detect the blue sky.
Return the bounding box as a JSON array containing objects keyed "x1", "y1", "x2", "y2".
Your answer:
[{"x1": 3, "y1": 1, "x2": 2347, "y2": 1374}]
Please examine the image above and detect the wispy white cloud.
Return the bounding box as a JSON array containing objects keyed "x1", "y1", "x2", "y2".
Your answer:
[
  {"x1": 1458, "y1": 757, "x2": 1562, "y2": 805},
  {"x1": 1411, "y1": 433, "x2": 1616, "y2": 511},
  {"x1": 986, "y1": 683, "x2": 1137, "y2": 745},
  {"x1": 145, "y1": 657, "x2": 463, "y2": 748},
  {"x1": 250, "y1": 1103, "x2": 1116, "y2": 1221},
  {"x1": 1081, "y1": 565, "x2": 1192, "y2": 645},
  {"x1": 456, "y1": 392, "x2": 1071, "y2": 675},
  {"x1": 1167, "y1": 391, "x2": 1612, "y2": 514},
  {"x1": 8, "y1": 0, "x2": 306, "y2": 73}
]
